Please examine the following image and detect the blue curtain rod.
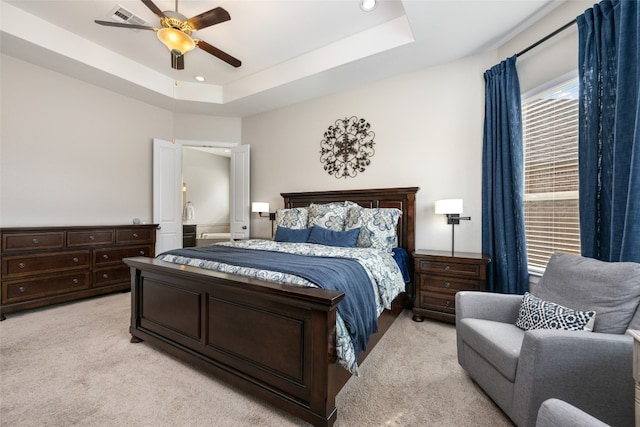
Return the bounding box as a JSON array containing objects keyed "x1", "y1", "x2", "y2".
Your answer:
[{"x1": 516, "y1": 19, "x2": 577, "y2": 57}]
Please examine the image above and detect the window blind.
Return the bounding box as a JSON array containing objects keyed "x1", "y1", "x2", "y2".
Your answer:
[{"x1": 522, "y1": 79, "x2": 580, "y2": 272}]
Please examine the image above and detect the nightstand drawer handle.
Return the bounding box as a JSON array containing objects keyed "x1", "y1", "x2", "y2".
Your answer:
[
  {"x1": 444, "y1": 282, "x2": 451, "y2": 289},
  {"x1": 32, "y1": 238, "x2": 39, "y2": 245},
  {"x1": 18, "y1": 262, "x2": 26, "y2": 269},
  {"x1": 444, "y1": 265, "x2": 451, "y2": 271}
]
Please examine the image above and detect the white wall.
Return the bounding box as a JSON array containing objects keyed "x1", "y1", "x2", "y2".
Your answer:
[
  {"x1": 244, "y1": 50, "x2": 498, "y2": 252},
  {"x1": 182, "y1": 148, "x2": 230, "y2": 225},
  {"x1": 0, "y1": 54, "x2": 173, "y2": 227},
  {"x1": 0, "y1": 54, "x2": 242, "y2": 228}
]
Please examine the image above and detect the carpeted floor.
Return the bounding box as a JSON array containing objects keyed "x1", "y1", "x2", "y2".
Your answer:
[{"x1": 0, "y1": 293, "x2": 513, "y2": 426}]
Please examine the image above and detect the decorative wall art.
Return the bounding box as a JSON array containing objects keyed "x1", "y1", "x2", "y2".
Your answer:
[{"x1": 320, "y1": 116, "x2": 375, "y2": 179}]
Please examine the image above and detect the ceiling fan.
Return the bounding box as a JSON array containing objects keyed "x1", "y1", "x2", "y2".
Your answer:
[{"x1": 95, "y1": 0, "x2": 241, "y2": 70}]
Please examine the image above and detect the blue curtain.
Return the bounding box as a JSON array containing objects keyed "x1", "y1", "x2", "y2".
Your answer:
[
  {"x1": 577, "y1": 0, "x2": 640, "y2": 262},
  {"x1": 482, "y1": 56, "x2": 529, "y2": 294}
]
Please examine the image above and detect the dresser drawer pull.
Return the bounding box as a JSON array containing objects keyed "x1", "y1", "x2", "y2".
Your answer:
[
  {"x1": 139, "y1": 250, "x2": 145, "y2": 255},
  {"x1": 444, "y1": 265, "x2": 451, "y2": 271},
  {"x1": 72, "y1": 257, "x2": 79, "y2": 263},
  {"x1": 18, "y1": 262, "x2": 26, "y2": 269},
  {"x1": 103, "y1": 254, "x2": 109, "y2": 260},
  {"x1": 133, "y1": 233, "x2": 139, "y2": 238},
  {"x1": 89, "y1": 235, "x2": 95, "y2": 241},
  {"x1": 102, "y1": 274, "x2": 109, "y2": 279},
  {"x1": 19, "y1": 286, "x2": 25, "y2": 293},
  {"x1": 72, "y1": 278, "x2": 79, "y2": 284},
  {"x1": 32, "y1": 238, "x2": 39, "y2": 245},
  {"x1": 444, "y1": 282, "x2": 451, "y2": 289},
  {"x1": 445, "y1": 301, "x2": 451, "y2": 307}
]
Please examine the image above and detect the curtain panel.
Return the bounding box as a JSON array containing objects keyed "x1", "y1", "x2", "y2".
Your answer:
[
  {"x1": 577, "y1": 0, "x2": 640, "y2": 262},
  {"x1": 482, "y1": 56, "x2": 529, "y2": 294}
]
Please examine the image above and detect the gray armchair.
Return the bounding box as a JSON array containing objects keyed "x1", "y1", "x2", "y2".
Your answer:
[{"x1": 456, "y1": 253, "x2": 640, "y2": 427}]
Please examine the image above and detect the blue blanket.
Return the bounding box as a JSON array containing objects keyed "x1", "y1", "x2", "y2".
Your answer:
[{"x1": 160, "y1": 246, "x2": 378, "y2": 356}]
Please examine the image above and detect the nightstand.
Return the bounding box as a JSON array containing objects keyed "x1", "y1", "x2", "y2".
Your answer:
[{"x1": 412, "y1": 250, "x2": 490, "y2": 323}]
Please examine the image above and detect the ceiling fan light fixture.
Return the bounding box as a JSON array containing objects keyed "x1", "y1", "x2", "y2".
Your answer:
[{"x1": 157, "y1": 27, "x2": 196, "y2": 56}]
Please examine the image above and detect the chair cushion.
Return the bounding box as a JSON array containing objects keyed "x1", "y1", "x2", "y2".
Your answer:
[
  {"x1": 533, "y1": 253, "x2": 640, "y2": 334},
  {"x1": 458, "y1": 318, "x2": 525, "y2": 382}
]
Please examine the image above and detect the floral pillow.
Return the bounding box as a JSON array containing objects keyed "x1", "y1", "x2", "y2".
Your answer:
[
  {"x1": 275, "y1": 207, "x2": 308, "y2": 229},
  {"x1": 307, "y1": 202, "x2": 351, "y2": 231},
  {"x1": 345, "y1": 206, "x2": 402, "y2": 252}
]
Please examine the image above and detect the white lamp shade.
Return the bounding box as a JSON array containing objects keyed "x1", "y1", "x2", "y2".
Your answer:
[
  {"x1": 251, "y1": 202, "x2": 269, "y2": 213},
  {"x1": 435, "y1": 199, "x2": 463, "y2": 215}
]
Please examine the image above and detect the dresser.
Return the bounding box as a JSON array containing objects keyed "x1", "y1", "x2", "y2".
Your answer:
[
  {"x1": 412, "y1": 250, "x2": 490, "y2": 323},
  {"x1": 0, "y1": 224, "x2": 157, "y2": 320}
]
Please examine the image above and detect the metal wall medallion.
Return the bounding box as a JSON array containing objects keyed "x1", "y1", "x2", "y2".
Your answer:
[{"x1": 320, "y1": 116, "x2": 375, "y2": 179}]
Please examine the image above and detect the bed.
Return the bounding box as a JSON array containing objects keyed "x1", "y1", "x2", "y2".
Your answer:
[{"x1": 124, "y1": 187, "x2": 418, "y2": 426}]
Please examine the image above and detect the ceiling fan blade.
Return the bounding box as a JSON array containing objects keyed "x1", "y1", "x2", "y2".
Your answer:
[
  {"x1": 197, "y1": 40, "x2": 241, "y2": 68},
  {"x1": 171, "y1": 53, "x2": 185, "y2": 70},
  {"x1": 94, "y1": 20, "x2": 157, "y2": 31},
  {"x1": 187, "y1": 7, "x2": 230, "y2": 30},
  {"x1": 141, "y1": 0, "x2": 166, "y2": 19}
]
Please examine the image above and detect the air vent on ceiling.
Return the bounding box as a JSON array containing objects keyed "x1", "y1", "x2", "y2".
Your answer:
[{"x1": 108, "y1": 4, "x2": 149, "y2": 26}]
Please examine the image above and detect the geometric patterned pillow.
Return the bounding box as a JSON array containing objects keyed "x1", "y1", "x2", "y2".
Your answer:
[
  {"x1": 275, "y1": 207, "x2": 308, "y2": 229},
  {"x1": 345, "y1": 206, "x2": 402, "y2": 252},
  {"x1": 515, "y1": 292, "x2": 596, "y2": 332}
]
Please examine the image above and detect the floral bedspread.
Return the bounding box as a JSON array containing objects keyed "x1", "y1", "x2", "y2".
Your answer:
[{"x1": 157, "y1": 239, "x2": 406, "y2": 375}]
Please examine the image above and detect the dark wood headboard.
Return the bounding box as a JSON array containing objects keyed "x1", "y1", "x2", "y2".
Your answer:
[{"x1": 281, "y1": 187, "x2": 419, "y2": 254}]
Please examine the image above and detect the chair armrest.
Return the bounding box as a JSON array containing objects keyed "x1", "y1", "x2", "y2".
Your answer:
[
  {"x1": 456, "y1": 291, "x2": 522, "y2": 324},
  {"x1": 513, "y1": 330, "x2": 634, "y2": 427},
  {"x1": 536, "y1": 398, "x2": 609, "y2": 427}
]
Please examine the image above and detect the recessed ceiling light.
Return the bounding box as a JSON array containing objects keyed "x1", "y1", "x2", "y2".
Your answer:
[
  {"x1": 194, "y1": 75, "x2": 206, "y2": 82},
  {"x1": 361, "y1": 0, "x2": 376, "y2": 12}
]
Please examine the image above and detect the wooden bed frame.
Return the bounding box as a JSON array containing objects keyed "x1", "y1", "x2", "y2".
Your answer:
[{"x1": 124, "y1": 187, "x2": 418, "y2": 426}]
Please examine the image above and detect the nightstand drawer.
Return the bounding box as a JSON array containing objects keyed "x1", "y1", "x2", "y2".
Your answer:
[
  {"x1": 415, "y1": 259, "x2": 483, "y2": 278},
  {"x1": 418, "y1": 275, "x2": 483, "y2": 294},
  {"x1": 418, "y1": 292, "x2": 455, "y2": 315}
]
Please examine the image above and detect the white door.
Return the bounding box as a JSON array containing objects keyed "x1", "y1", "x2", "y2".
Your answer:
[
  {"x1": 230, "y1": 144, "x2": 250, "y2": 239},
  {"x1": 153, "y1": 138, "x2": 183, "y2": 254}
]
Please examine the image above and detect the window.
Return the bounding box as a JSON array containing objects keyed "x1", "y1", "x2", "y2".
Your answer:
[{"x1": 522, "y1": 77, "x2": 580, "y2": 273}]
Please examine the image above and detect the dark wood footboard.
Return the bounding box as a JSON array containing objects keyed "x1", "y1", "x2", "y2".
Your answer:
[{"x1": 127, "y1": 256, "x2": 349, "y2": 426}]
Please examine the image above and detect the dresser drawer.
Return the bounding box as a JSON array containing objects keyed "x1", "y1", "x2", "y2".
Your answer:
[
  {"x1": 415, "y1": 259, "x2": 483, "y2": 278},
  {"x1": 94, "y1": 245, "x2": 152, "y2": 266},
  {"x1": 418, "y1": 292, "x2": 455, "y2": 315},
  {"x1": 2, "y1": 251, "x2": 90, "y2": 277},
  {"x1": 418, "y1": 275, "x2": 483, "y2": 294},
  {"x1": 93, "y1": 265, "x2": 130, "y2": 287},
  {"x1": 116, "y1": 228, "x2": 154, "y2": 245},
  {"x1": 2, "y1": 272, "x2": 90, "y2": 303},
  {"x1": 2, "y1": 232, "x2": 65, "y2": 253},
  {"x1": 67, "y1": 230, "x2": 115, "y2": 247}
]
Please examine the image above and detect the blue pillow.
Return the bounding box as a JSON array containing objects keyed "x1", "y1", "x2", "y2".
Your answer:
[
  {"x1": 307, "y1": 225, "x2": 360, "y2": 248},
  {"x1": 274, "y1": 226, "x2": 311, "y2": 243}
]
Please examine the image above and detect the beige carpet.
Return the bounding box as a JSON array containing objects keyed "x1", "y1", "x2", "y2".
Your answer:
[{"x1": 0, "y1": 293, "x2": 513, "y2": 426}]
